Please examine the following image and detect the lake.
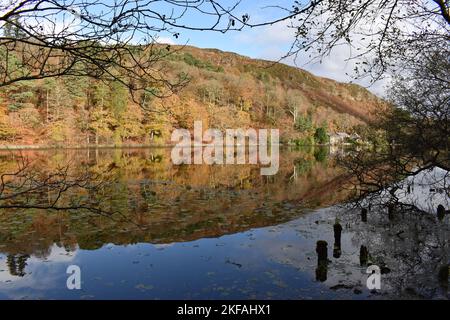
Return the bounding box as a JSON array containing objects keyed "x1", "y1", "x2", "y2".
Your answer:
[{"x1": 0, "y1": 147, "x2": 448, "y2": 299}]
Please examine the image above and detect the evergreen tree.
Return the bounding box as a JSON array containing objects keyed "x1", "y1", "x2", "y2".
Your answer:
[
  {"x1": 109, "y1": 81, "x2": 128, "y2": 118},
  {"x1": 314, "y1": 127, "x2": 329, "y2": 144},
  {"x1": 89, "y1": 107, "x2": 117, "y2": 145}
]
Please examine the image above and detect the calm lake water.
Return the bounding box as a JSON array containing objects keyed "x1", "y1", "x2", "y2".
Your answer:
[{"x1": 0, "y1": 147, "x2": 448, "y2": 299}]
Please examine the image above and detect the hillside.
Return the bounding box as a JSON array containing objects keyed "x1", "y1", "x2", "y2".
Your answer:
[{"x1": 0, "y1": 45, "x2": 385, "y2": 146}]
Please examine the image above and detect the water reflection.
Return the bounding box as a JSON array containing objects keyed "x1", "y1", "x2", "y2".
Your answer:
[
  {"x1": 0, "y1": 147, "x2": 350, "y2": 253},
  {"x1": 6, "y1": 254, "x2": 29, "y2": 277},
  {"x1": 0, "y1": 147, "x2": 448, "y2": 299}
]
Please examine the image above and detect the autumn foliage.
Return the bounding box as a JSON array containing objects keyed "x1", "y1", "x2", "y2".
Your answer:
[{"x1": 0, "y1": 45, "x2": 384, "y2": 146}]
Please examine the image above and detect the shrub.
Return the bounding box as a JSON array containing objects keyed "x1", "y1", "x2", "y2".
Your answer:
[
  {"x1": 0, "y1": 122, "x2": 16, "y2": 140},
  {"x1": 47, "y1": 121, "x2": 68, "y2": 144},
  {"x1": 181, "y1": 53, "x2": 223, "y2": 72},
  {"x1": 295, "y1": 115, "x2": 313, "y2": 133},
  {"x1": 0, "y1": 111, "x2": 16, "y2": 140},
  {"x1": 294, "y1": 136, "x2": 315, "y2": 146},
  {"x1": 17, "y1": 106, "x2": 42, "y2": 129},
  {"x1": 314, "y1": 127, "x2": 329, "y2": 144}
]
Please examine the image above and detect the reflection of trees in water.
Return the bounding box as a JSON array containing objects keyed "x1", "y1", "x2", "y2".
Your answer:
[
  {"x1": 338, "y1": 144, "x2": 449, "y2": 296},
  {"x1": 0, "y1": 148, "x2": 350, "y2": 258},
  {"x1": 336, "y1": 56, "x2": 450, "y2": 295},
  {"x1": 6, "y1": 254, "x2": 29, "y2": 277},
  {"x1": 339, "y1": 205, "x2": 449, "y2": 298},
  {"x1": 306, "y1": 203, "x2": 448, "y2": 298},
  {"x1": 0, "y1": 154, "x2": 114, "y2": 215},
  {"x1": 339, "y1": 50, "x2": 449, "y2": 215}
]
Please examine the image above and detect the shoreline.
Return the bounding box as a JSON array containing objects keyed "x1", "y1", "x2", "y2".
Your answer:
[
  {"x1": 0, "y1": 144, "x2": 175, "y2": 150},
  {"x1": 0, "y1": 142, "x2": 355, "y2": 150}
]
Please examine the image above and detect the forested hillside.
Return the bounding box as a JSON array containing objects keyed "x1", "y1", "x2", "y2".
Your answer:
[{"x1": 0, "y1": 45, "x2": 384, "y2": 146}]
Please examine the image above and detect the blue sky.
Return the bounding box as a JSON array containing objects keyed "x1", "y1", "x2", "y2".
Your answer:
[
  {"x1": 153, "y1": 0, "x2": 387, "y2": 96},
  {"x1": 162, "y1": 1, "x2": 292, "y2": 54},
  {"x1": 30, "y1": 0, "x2": 386, "y2": 96}
]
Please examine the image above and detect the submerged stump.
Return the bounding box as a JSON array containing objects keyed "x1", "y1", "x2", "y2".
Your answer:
[
  {"x1": 316, "y1": 240, "x2": 328, "y2": 262},
  {"x1": 315, "y1": 240, "x2": 328, "y2": 282},
  {"x1": 388, "y1": 204, "x2": 395, "y2": 221},
  {"x1": 437, "y1": 204, "x2": 446, "y2": 221},
  {"x1": 438, "y1": 264, "x2": 449, "y2": 288},
  {"x1": 333, "y1": 222, "x2": 342, "y2": 258},
  {"x1": 360, "y1": 245, "x2": 369, "y2": 266},
  {"x1": 361, "y1": 208, "x2": 368, "y2": 222}
]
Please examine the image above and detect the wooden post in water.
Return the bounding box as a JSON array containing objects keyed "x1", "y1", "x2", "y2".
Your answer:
[
  {"x1": 360, "y1": 245, "x2": 369, "y2": 266},
  {"x1": 438, "y1": 264, "x2": 449, "y2": 289},
  {"x1": 388, "y1": 204, "x2": 395, "y2": 221},
  {"x1": 437, "y1": 205, "x2": 446, "y2": 221},
  {"x1": 316, "y1": 240, "x2": 328, "y2": 261},
  {"x1": 315, "y1": 241, "x2": 328, "y2": 282},
  {"x1": 333, "y1": 222, "x2": 342, "y2": 258},
  {"x1": 361, "y1": 208, "x2": 368, "y2": 222}
]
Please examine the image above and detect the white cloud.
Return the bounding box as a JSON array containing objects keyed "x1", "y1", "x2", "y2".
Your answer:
[
  {"x1": 0, "y1": 244, "x2": 77, "y2": 291},
  {"x1": 290, "y1": 46, "x2": 390, "y2": 97},
  {"x1": 155, "y1": 36, "x2": 176, "y2": 45},
  {"x1": 235, "y1": 20, "x2": 297, "y2": 46},
  {"x1": 233, "y1": 20, "x2": 389, "y2": 97}
]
